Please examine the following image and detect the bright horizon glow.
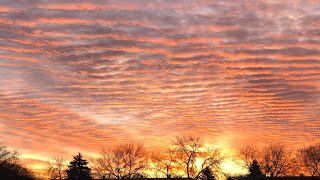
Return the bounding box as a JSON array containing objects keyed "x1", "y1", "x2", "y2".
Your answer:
[
  {"x1": 221, "y1": 159, "x2": 247, "y2": 176},
  {"x1": 24, "y1": 143, "x2": 248, "y2": 177}
]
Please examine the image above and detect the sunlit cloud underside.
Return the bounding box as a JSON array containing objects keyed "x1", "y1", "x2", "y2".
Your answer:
[{"x1": 0, "y1": 0, "x2": 319, "y2": 173}]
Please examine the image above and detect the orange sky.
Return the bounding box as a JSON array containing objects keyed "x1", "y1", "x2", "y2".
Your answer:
[{"x1": 0, "y1": 0, "x2": 320, "y2": 176}]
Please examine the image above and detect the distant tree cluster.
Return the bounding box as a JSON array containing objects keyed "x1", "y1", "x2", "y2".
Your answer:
[
  {"x1": 2, "y1": 137, "x2": 320, "y2": 180},
  {"x1": 296, "y1": 143, "x2": 320, "y2": 176},
  {"x1": 91, "y1": 135, "x2": 223, "y2": 180},
  {"x1": 47, "y1": 153, "x2": 92, "y2": 180},
  {"x1": 0, "y1": 145, "x2": 37, "y2": 180},
  {"x1": 238, "y1": 142, "x2": 320, "y2": 179},
  {"x1": 43, "y1": 136, "x2": 223, "y2": 180}
]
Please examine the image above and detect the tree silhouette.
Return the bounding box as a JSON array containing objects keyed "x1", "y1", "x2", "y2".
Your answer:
[
  {"x1": 193, "y1": 148, "x2": 223, "y2": 180},
  {"x1": 0, "y1": 145, "x2": 37, "y2": 180},
  {"x1": 173, "y1": 136, "x2": 223, "y2": 180},
  {"x1": 297, "y1": 143, "x2": 320, "y2": 176},
  {"x1": 66, "y1": 153, "x2": 92, "y2": 180},
  {"x1": 173, "y1": 136, "x2": 202, "y2": 179},
  {"x1": 248, "y1": 160, "x2": 263, "y2": 178},
  {"x1": 151, "y1": 148, "x2": 179, "y2": 179},
  {"x1": 260, "y1": 144, "x2": 292, "y2": 177},
  {"x1": 199, "y1": 167, "x2": 215, "y2": 180},
  {"x1": 239, "y1": 146, "x2": 260, "y2": 169},
  {"x1": 239, "y1": 144, "x2": 293, "y2": 178},
  {"x1": 0, "y1": 145, "x2": 19, "y2": 164},
  {"x1": 95, "y1": 143, "x2": 148, "y2": 179},
  {"x1": 91, "y1": 157, "x2": 110, "y2": 179},
  {"x1": 47, "y1": 154, "x2": 67, "y2": 180}
]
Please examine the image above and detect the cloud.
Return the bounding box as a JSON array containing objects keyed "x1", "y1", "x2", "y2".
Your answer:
[{"x1": 0, "y1": 0, "x2": 319, "y2": 171}]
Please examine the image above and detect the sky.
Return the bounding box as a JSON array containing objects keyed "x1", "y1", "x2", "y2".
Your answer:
[{"x1": 0, "y1": 0, "x2": 320, "y2": 175}]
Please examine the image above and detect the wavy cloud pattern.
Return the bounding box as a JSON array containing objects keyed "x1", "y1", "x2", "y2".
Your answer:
[{"x1": 0, "y1": 0, "x2": 319, "y2": 171}]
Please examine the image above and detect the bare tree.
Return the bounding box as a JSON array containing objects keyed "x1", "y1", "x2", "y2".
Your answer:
[
  {"x1": 173, "y1": 136, "x2": 223, "y2": 180},
  {"x1": 239, "y1": 146, "x2": 260, "y2": 169},
  {"x1": 91, "y1": 158, "x2": 110, "y2": 179},
  {"x1": 260, "y1": 144, "x2": 292, "y2": 177},
  {"x1": 193, "y1": 148, "x2": 223, "y2": 180},
  {"x1": 297, "y1": 143, "x2": 320, "y2": 176},
  {"x1": 151, "y1": 148, "x2": 179, "y2": 179},
  {"x1": 95, "y1": 143, "x2": 149, "y2": 179},
  {"x1": 47, "y1": 154, "x2": 67, "y2": 180},
  {"x1": 173, "y1": 136, "x2": 202, "y2": 179},
  {"x1": 0, "y1": 145, "x2": 19, "y2": 164}
]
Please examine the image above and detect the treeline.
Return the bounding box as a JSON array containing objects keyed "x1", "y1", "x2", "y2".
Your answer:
[
  {"x1": 238, "y1": 143, "x2": 320, "y2": 178},
  {"x1": 1, "y1": 136, "x2": 320, "y2": 180},
  {"x1": 47, "y1": 136, "x2": 223, "y2": 180},
  {"x1": 0, "y1": 145, "x2": 38, "y2": 180}
]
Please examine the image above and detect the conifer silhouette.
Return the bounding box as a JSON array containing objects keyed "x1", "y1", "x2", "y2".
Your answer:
[{"x1": 66, "y1": 153, "x2": 92, "y2": 180}]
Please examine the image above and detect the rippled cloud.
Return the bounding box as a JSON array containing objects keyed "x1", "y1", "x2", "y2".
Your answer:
[{"x1": 0, "y1": 0, "x2": 319, "y2": 170}]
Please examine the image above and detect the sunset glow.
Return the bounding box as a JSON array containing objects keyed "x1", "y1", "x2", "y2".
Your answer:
[{"x1": 0, "y1": 0, "x2": 320, "y2": 178}]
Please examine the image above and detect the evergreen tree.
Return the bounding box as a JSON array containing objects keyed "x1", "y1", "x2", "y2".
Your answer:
[
  {"x1": 66, "y1": 153, "x2": 92, "y2": 180},
  {"x1": 248, "y1": 160, "x2": 263, "y2": 178}
]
